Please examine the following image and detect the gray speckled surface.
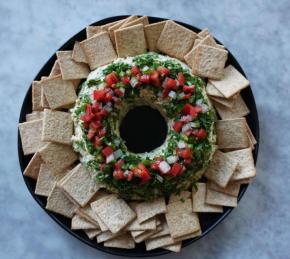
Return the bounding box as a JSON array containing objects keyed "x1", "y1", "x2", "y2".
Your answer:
[{"x1": 0, "y1": 0, "x2": 289, "y2": 258}]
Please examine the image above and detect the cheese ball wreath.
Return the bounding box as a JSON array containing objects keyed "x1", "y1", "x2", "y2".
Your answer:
[{"x1": 72, "y1": 52, "x2": 216, "y2": 200}]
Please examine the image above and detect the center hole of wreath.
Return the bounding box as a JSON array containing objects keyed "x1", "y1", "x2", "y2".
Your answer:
[{"x1": 119, "y1": 105, "x2": 168, "y2": 153}]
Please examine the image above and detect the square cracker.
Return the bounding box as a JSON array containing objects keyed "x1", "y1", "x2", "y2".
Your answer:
[
  {"x1": 119, "y1": 15, "x2": 138, "y2": 28},
  {"x1": 97, "y1": 230, "x2": 123, "y2": 243},
  {"x1": 135, "y1": 197, "x2": 166, "y2": 223},
  {"x1": 204, "y1": 150, "x2": 238, "y2": 188},
  {"x1": 192, "y1": 183, "x2": 223, "y2": 213},
  {"x1": 245, "y1": 122, "x2": 257, "y2": 145},
  {"x1": 42, "y1": 109, "x2": 73, "y2": 145},
  {"x1": 206, "y1": 82, "x2": 224, "y2": 97},
  {"x1": 197, "y1": 28, "x2": 210, "y2": 39},
  {"x1": 46, "y1": 184, "x2": 77, "y2": 218},
  {"x1": 208, "y1": 181, "x2": 240, "y2": 197},
  {"x1": 104, "y1": 233, "x2": 135, "y2": 249},
  {"x1": 23, "y1": 152, "x2": 43, "y2": 179},
  {"x1": 216, "y1": 118, "x2": 249, "y2": 150},
  {"x1": 157, "y1": 20, "x2": 196, "y2": 61},
  {"x1": 144, "y1": 21, "x2": 166, "y2": 51},
  {"x1": 184, "y1": 35, "x2": 217, "y2": 67},
  {"x1": 19, "y1": 119, "x2": 46, "y2": 155},
  {"x1": 49, "y1": 60, "x2": 62, "y2": 77},
  {"x1": 228, "y1": 148, "x2": 256, "y2": 180},
  {"x1": 115, "y1": 24, "x2": 147, "y2": 58},
  {"x1": 80, "y1": 31, "x2": 117, "y2": 70},
  {"x1": 56, "y1": 51, "x2": 89, "y2": 80},
  {"x1": 72, "y1": 41, "x2": 87, "y2": 63},
  {"x1": 108, "y1": 18, "x2": 130, "y2": 45},
  {"x1": 209, "y1": 65, "x2": 249, "y2": 98},
  {"x1": 173, "y1": 229, "x2": 202, "y2": 242},
  {"x1": 191, "y1": 44, "x2": 228, "y2": 80},
  {"x1": 149, "y1": 220, "x2": 170, "y2": 239},
  {"x1": 41, "y1": 75, "x2": 77, "y2": 110},
  {"x1": 86, "y1": 25, "x2": 103, "y2": 38},
  {"x1": 213, "y1": 94, "x2": 250, "y2": 120},
  {"x1": 91, "y1": 194, "x2": 136, "y2": 233},
  {"x1": 206, "y1": 188, "x2": 237, "y2": 207},
  {"x1": 39, "y1": 142, "x2": 77, "y2": 172},
  {"x1": 32, "y1": 81, "x2": 42, "y2": 111},
  {"x1": 35, "y1": 164, "x2": 67, "y2": 197},
  {"x1": 120, "y1": 16, "x2": 149, "y2": 28},
  {"x1": 163, "y1": 242, "x2": 182, "y2": 253},
  {"x1": 100, "y1": 20, "x2": 121, "y2": 31},
  {"x1": 84, "y1": 229, "x2": 102, "y2": 239},
  {"x1": 146, "y1": 235, "x2": 176, "y2": 251},
  {"x1": 210, "y1": 95, "x2": 237, "y2": 108},
  {"x1": 165, "y1": 199, "x2": 200, "y2": 239},
  {"x1": 60, "y1": 164, "x2": 100, "y2": 207},
  {"x1": 71, "y1": 214, "x2": 98, "y2": 230},
  {"x1": 26, "y1": 111, "x2": 44, "y2": 121},
  {"x1": 168, "y1": 191, "x2": 191, "y2": 203}
]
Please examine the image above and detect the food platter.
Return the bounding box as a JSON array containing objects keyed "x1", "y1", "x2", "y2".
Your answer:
[{"x1": 18, "y1": 15, "x2": 259, "y2": 257}]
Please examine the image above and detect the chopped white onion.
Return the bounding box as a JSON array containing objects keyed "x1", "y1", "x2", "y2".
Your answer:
[
  {"x1": 130, "y1": 77, "x2": 138, "y2": 88},
  {"x1": 168, "y1": 91, "x2": 177, "y2": 99},
  {"x1": 182, "y1": 123, "x2": 192, "y2": 133},
  {"x1": 200, "y1": 103, "x2": 209, "y2": 112},
  {"x1": 167, "y1": 155, "x2": 178, "y2": 164},
  {"x1": 178, "y1": 92, "x2": 185, "y2": 99},
  {"x1": 190, "y1": 122, "x2": 199, "y2": 128},
  {"x1": 158, "y1": 161, "x2": 171, "y2": 174},
  {"x1": 113, "y1": 149, "x2": 123, "y2": 159},
  {"x1": 114, "y1": 139, "x2": 121, "y2": 146},
  {"x1": 142, "y1": 65, "x2": 149, "y2": 72},
  {"x1": 106, "y1": 153, "x2": 115, "y2": 164},
  {"x1": 119, "y1": 87, "x2": 125, "y2": 94},
  {"x1": 156, "y1": 174, "x2": 164, "y2": 183},
  {"x1": 196, "y1": 99, "x2": 203, "y2": 105},
  {"x1": 180, "y1": 115, "x2": 192, "y2": 122},
  {"x1": 177, "y1": 141, "x2": 186, "y2": 149}
]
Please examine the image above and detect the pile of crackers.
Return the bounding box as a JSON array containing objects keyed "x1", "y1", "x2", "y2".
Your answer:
[{"x1": 18, "y1": 16, "x2": 257, "y2": 252}]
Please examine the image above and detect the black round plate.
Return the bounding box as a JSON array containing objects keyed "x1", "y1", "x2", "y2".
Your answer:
[{"x1": 18, "y1": 15, "x2": 260, "y2": 257}]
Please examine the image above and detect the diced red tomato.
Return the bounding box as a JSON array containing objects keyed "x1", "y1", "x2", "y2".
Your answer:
[
  {"x1": 98, "y1": 127, "x2": 106, "y2": 137},
  {"x1": 113, "y1": 170, "x2": 125, "y2": 180},
  {"x1": 99, "y1": 163, "x2": 106, "y2": 171},
  {"x1": 196, "y1": 128, "x2": 207, "y2": 139},
  {"x1": 87, "y1": 128, "x2": 96, "y2": 140},
  {"x1": 151, "y1": 160, "x2": 161, "y2": 170},
  {"x1": 89, "y1": 121, "x2": 102, "y2": 130},
  {"x1": 102, "y1": 146, "x2": 113, "y2": 157},
  {"x1": 178, "y1": 72, "x2": 185, "y2": 86},
  {"x1": 114, "y1": 159, "x2": 124, "y2": 170},
  {"x1": 183, "y1": 85, "x2": 195, "y2": 93},
  {"x1": 182, "y1": 104, "x2": 193, "y2": 115},
  {"x1": 115, "y1": 88, "x2": 124, "y2": 97},
  {"x1": 173, "y1": 121, "x2": 183, "y2": 133},
  {"x1": 157, "y1": 66, "x2": 170, "y2": 76},
  {"x1": 93, "y1": 90, "x2": 106, "y2": 101},
  {"x1": 92, "y1": 103, "x2": 100, "y2": 113},
  {"x1": 164, "y1": 77, "x2": 178, "y2": 90},
  {"x1": 104, "y1": 91, "x2": 113, "y2": 103},
  {"x1": 121, "y1": 76, "x2": 130, "y2": 85},
  {"x1": 140, "y1": 74, "x2": 150, "y2": 84},
  {"x1": 184, "y1": 129, "x2": 192, "y2": 136},
  {"x1": 184, "y1": 158, "x2": 192, "y2": 165},
  {"x1": 150, "y1": 71, "x2": 160, "y2": 87},
  {"x1": 80, "y1": 113, "x2": 93, "y2": 123},
  {"x1": 131, "y1": 66, "x2": 140, "y2": 76},
  {"x1": 134, "y1": 163, "x2": 151, "y2": 183},
  {"x1": 162, "y1": 88, "x2": 170, "y2": 98},
  {"x1": 181, "y1": 104, "x2": 202, "y2": 118},
  {"x1": 94, "y1": 136, "x2": 101, "y2": 148},
  {"x1": 170, "y1": 163, "x2": 183, "y2": 177},
  {"x1": 126, "y1": 171, "x2": 134, "y2": 181},
  {"x1": 96, "y1": 108, "x2": 108, "y2": 120},
  {"x1": 178, "y1": 147, "x2": 192, "y2": 159},
  {"x1": 182, "y1": 93, "x2": 192, "y2": 100},
  {"x1": 105, "y1": 72, "x2": 118, "y2": 87}
]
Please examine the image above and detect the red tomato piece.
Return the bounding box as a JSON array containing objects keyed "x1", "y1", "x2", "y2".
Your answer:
[
  {"x1": 150, "y1": 71, "x2": 160, "y2": 87},
  {"x1": 94, "y1": 136, "x2": 101, "y2": 148},
  {"x1": 115, "y1": 88, "x2": 124, "y2": 97},
  {"x1": 93, "y1": 90, "x2": 106, "y2": 101},
  {"x1": 173, "y1": 121, "x2": 183, "y2": 133},
  {"x1": 178, "y1": 147, "x2": 192, "y2": 159},
  {"x1": 183, "y1": 85, "x2": 195, "y2": 93},
  {"x1": 137, "y1": 163, "x2": 151, "y2": 183},
  {"x1": 89, "y1": 121, "x2": 102, "y2": 130},
  {"x1": 102, "y1": 146, "x2": 113, "y2": 157},
  {"x1": 196, "y1": 128, "x2": 207, "y2": 139},
  {"x1": 87, "y1": 128, "x2": 96, "y2": 140},
  {"x1": 104, "y1": 92, "x2": 113, "y2": 103},
  {"x1": 126, "y1": 171, "x2": 134, "y2": 181},
  {"x1": 131, "y1": 66, "x2": 140, "y2": 76},
  {"x1": 114, "y1": 159, "x2": 124, "y2": 170},
  {"x1": 151, "y1": 160, "x2": 161, "y2": 170},
  {"x1": 184, "y1": 158, "x2": 192, "y2": 165},
  {"x1": 178, "y1": 72, "x2": 185, "y2": 86},
  {"x1": 190, "y1": 106, "x2": 202, "y2": 118},
  {"x1": 92, "y1": 103, "x2": 100, "y2": 113},
  {"x1": 157, "y1": 66, "x2": 170, "y2": 76},
  {"x1": 105, "y1": 72, "x2": 118, "y2": 87},
  {"x1": 121, "y1": 76, "x2": 130, "y2": 85},
  {"x1": 164, "y1": 77, "x2": 178, "y2": 90},
  {"x1": 140, "y1": 74, "x2": 150, "y2": 84},
  {"x1": 170, "y1": 163, "x2": 183, "y2": 177},
  {"x1": 183, "y1": 93, "x2": 192, "y2": 100},
  {"x1": 98, "y1": 127, "x2": 106, "y2": 137},
  {"x1": 182, "y1": 104, "x2": 193, "y2": 115},
  {"x1": 113, "y1": 170, "x2": 125, "y2": 180}
]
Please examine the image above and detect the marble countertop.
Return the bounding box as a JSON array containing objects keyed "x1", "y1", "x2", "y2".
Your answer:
[{"x1": 1, "y1": 0, "x2": 289, "y2": 258}]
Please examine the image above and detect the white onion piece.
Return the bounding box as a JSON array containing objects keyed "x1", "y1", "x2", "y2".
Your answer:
[{"x1": 158, "y1": 161, "x2": 171, "y2": 174}]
